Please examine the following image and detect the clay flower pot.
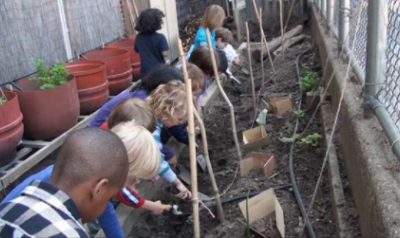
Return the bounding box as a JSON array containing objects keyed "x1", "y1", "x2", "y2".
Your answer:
[
  {"x1": 15, "y1": 75, "x2": 80, "y2": 140},
  {"x1": 0, "y1": 92, "x2": 24, "y2": 167},
  {"x1": 83, "y1": 49, "x2": 132, "y2": 95},
  {"x1": 66, "y1": 61, "x2": 109, "y2": 115},
  {"x1": 116, "y1": 37, "x2": 141, "y2": 81}
]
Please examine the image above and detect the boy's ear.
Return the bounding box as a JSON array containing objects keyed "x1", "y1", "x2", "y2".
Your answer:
[
  {"x1": 91, "y1": 179, "x2": 109, "y2": 200},
  {"x1": 217, "y1": 38, "x2": 222, "y2": 42}
]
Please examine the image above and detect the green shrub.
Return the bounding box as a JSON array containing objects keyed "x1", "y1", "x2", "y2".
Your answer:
[
  {"x1": 0, "y1": 89, "x2": 7, "y2": 106},
  {"x1": 31, "y1": 57, "x2": 68, "y2": 90}
]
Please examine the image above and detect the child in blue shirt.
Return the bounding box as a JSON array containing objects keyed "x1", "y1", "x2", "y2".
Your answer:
[
  {"x1": 134, "y1": 9, "x2": 169, "y2": 79},
  {"x1": 186, "y1": 5, "x2": 226, "y2": 60}
]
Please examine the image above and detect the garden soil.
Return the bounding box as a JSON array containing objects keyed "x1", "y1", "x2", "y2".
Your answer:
[{"x1": 131, "y1": 31, "x2": 361, "y2": 238}]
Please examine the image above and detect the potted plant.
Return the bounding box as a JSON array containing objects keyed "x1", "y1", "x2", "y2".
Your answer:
[
  {"x1": 0, "y1": 90, "x2": 24, "y2": 167},
  {"x1": 66, "y1": 61, "x2": 109, "y2": 115},
  {"x1": 15, "y1": 57, "x2": 80, "y2": 140}
]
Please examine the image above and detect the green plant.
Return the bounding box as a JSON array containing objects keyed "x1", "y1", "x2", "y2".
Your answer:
[
  {"x1": 300, "y1": 133, "x2": 321, "y2": 147},
  {"x1": 281, "y1": 134, "x2": 300, "y2": 143},
  {"x1": 294, "y1": 110, "x2": 305, "y2": 118},
  {"x1": 0, "y1": 88, "x2": 7, "y2": 106},
  {"x1": 300, "y1": 64, "x2": 319, "y2": 93},
  {"x1": 31, "y1": 57, "x2": 68, "y2": 90}
]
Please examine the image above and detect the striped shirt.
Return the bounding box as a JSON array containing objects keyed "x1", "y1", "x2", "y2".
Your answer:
[{"x1": 0, "y1": 180, "x2": 89, "y2": 238}]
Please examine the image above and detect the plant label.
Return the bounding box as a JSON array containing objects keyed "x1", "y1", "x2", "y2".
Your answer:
[{"x1": 239, "y1": 189, "x2": 285, "y2": 238}]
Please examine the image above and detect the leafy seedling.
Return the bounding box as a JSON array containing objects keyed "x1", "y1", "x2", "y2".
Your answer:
[
  {"x1": 281, "y1": 134, "x2": 300, "y2": 143},
  {"x1": 300, "y1": 64, "x2": 319, "y2": 93},
  {"x1": 31, "y1": 57, "x2": 69, "y2": 90},
  {"x1": 0, "y1": 88, "x2": 7, "y2": 106},
  {"x1": 300, "y1": 133, "x2": 321, "y2": 147},
  {"x1": 294, "y1": 110, "x2": 305, "y2": 118}
]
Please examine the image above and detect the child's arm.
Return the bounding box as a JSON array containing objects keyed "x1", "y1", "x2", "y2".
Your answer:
[
  {"x1": 141, "y1": 200, "x2": 171, "y2": 215},
  {"x1": 159, "y1": 160, "x2": 192, "y2": 199},
  {"x1": 159, "y1": 34, "x2": 169, "y2": 58},
  {"x1": 116, "y1": 187, "x2": 145, "y2": 209},
  {"x1": 97, "y1": 202, "x2": 125, "y2": 238}
]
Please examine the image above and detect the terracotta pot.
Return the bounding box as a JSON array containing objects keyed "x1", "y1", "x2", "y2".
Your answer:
[
  {"x1": 114, "y1": 39, "x2": 141, "y2": 81},
  {"x1": 15, "y1": 75, "x2": 80, "y2": 140},
  {"x1": 0, "y1": 92, "x2": 24, "y2": 167},
  {"x1": 66, "y1": 61, "x2": 109, "y2": 115},
  {"x1": 83, "y1": 49, "x2": 132, "y2": 95}
]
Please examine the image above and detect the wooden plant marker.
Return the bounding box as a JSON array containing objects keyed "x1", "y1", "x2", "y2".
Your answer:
[
  {"x1": 270, "y1": 97, "x2": 293, "y2": 115},
  {"x1": 242, "y1": 126, "x2": 269, "y2": 151},
  {"x1": 240, "y1": 153, "x2": 276, "y2": 178},
  {"x1": 239, "y1": 189, "x2": 285, "y2": 238}
]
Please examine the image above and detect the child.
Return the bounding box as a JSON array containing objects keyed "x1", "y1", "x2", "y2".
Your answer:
[
  {"x1": 146, "y1": 81, "x2": 190, "y2": 184},
  {"x1": 215, "y1": 27, "x2": 240, "y2": 65},
  {"x1": 0, "y1": 128, "x2": 129, "y2": 238},
  {"x1": 185, "y1": 5, "x2": 226, "y2": 60},
  {"x1": 194, "y1": 5, "x2": 226, "y2": 49},
  {"x1": 134, "y1": 9, "x2": 169, "y2": 78},
  {"x1": 104, "y1": 98, "x2": 192, "y2": 200},
  {"x1": 223, "y1": 16, "x2": 237, "y2": 37},
  {"x1": 1, "y1": 125, "x2": 161, "y2": 238},
  {"x1": 90, "y1": 65, "x2": 185, "y2": 165}
]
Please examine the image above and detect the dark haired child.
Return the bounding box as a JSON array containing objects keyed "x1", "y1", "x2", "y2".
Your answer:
[
  {"x1": 0, "y1": 128, "x2": 129, "y2": 238},
  {"x1": 134, "y1": 8, "x2": 169, "y2": 78},
  {"x1": 223, "y1": 16, "x2": 237, "y2": 37}
]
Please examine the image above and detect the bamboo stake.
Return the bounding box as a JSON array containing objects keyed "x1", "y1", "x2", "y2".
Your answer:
[
  {"x1": 177, "y1": 38, "x2": 200, "y2": 238},
  {"x1": 245, "y1": 22, "x2": 257, "y2": 116},
  {"x1": 193, "y1": 109, "x2": 225, "y2": 223},
  {"x1": 279, "y1": 0, "x2": 285, "y2": 58},
  {"x1": 205, "y1": 29, "x2": 242, "y2": 162},
  {"x1": 259, "y1": 7, "x2": 265, "y2": 93},
  {"x1": 251, "y1": 0, "x2": 276, "y2": 75}
]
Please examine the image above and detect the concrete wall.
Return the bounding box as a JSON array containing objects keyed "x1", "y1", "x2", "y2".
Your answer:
[{"x1": 310, "y1": 7, "x2": 400, "y2": 238}]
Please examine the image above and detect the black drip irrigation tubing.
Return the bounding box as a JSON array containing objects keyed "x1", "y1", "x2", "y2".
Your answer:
[
  {"x1": 0, "y1": 36, "x2": 123, "y2": 88},
  {"x1": 292, "y1": 49, "x2": 316, "y2": 238}
]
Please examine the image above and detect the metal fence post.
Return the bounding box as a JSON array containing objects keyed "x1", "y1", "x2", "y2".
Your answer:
[
  {"x1": 338, "y1": 0, "x2": 349, "y2": 47},
  {"x1": 326, "y1": 0, "x2": 333, "y2": 30},
  {"x1": 364, "y1": 0, "x2": 388, "y2": 110},
  {"x1": 57, "y1": 0, "x2": 73, "y2": 60}
]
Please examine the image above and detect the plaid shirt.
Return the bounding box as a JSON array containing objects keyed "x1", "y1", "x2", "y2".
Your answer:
[{"x1": 0, "y1": 180, "x2": 89, "y2": 238}]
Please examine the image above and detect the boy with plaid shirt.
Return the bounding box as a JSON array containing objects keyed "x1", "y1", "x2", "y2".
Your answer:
[{"x1": 0, "y1": 128, "x2": 129, "y2": 238}]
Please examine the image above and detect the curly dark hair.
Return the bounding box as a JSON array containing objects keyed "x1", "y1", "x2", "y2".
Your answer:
[{"x1": 135, "y1": 9, "x2": 165, "y2": 35}]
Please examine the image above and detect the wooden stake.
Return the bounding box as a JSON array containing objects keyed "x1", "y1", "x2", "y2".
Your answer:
[
  {"x1": 279, "y1": 0, "x2": 285, "y2": 58},
  {"x1": 245, "y1": 22, "x2": 257, "y2": 116},
  {"x1": 282, "y1": 0, "x2": 297, "y2": 56},
  {"x1": 259, "y1": 7, "x2": 265, "y2": 93},
  {"x1": 205, "y1": 29, "x2": 242, "y2": 162},
  {"x1": 251, "y1": 0, "x2": 276, "y2": 75},
  {"x1": 193, "y1": 109, "x2": 225, "y2": 224},
  {"x1": 177, "y1": 38, "x2": 200, "y2": 238},
  {"x1": 126, "y1": 0, "x2": 136, "y2": 34}
]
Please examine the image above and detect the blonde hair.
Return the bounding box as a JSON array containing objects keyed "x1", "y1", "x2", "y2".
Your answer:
[
  {"x1": 107, "y1": 98, "x2": 156, "y2": 132},
  {"x1": 111, "y1": 122, "x2": 161, "y2": 185},
  {"x1": 201, "y1": 5, "x2": 226, "y2": 29},
  {"x1": 184, "y1": 63, "x2": 205, "y2": 92},
  {"x1": 146, "y1": 80, "x2": 187, "y2": 119}
]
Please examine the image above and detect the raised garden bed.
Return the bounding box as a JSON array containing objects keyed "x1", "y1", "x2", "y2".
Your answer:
[{"x1": 130, "y1": 33, "x2": 361, "y2": 238}]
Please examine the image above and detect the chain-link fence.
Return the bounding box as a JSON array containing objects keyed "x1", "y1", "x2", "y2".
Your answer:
[
  {"x1": 0, "y1": 0, "x2": 124, "y2": 84},
  {"x1": 384, "y1": 0, "x2": 400, "y2": 129},
  {"x1": 313, "y1": 0, "x2": 400, "y2": 155}
]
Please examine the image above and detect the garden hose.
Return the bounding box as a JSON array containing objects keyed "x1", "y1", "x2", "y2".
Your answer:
[{"x1": 291, "y1": 49, "x2": 317, "y2": 238}]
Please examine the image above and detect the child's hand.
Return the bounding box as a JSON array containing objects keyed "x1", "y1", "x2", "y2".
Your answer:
[
  {"x1": 150, "y1": 175, "x2": 160, "y2": 185},
  {"x1": 176, "y1": 183, "x2": 192, "y2": 199},
  {"x1": 151, "y1": 201, "x2": 171, "y2": 215}
]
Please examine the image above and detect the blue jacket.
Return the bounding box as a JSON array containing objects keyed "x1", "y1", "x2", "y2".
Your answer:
[{"x1": 1, "y1": 165, "x2": 124, "y2": 238}]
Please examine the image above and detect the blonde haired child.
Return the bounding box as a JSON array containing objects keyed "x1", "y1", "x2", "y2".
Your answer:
[
  {"x1": 112, "y1": 122, "x2": 160, "y2": 186},
  {"x1": 147, "y1": 80, "x2": 192, "y2": 199}
]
